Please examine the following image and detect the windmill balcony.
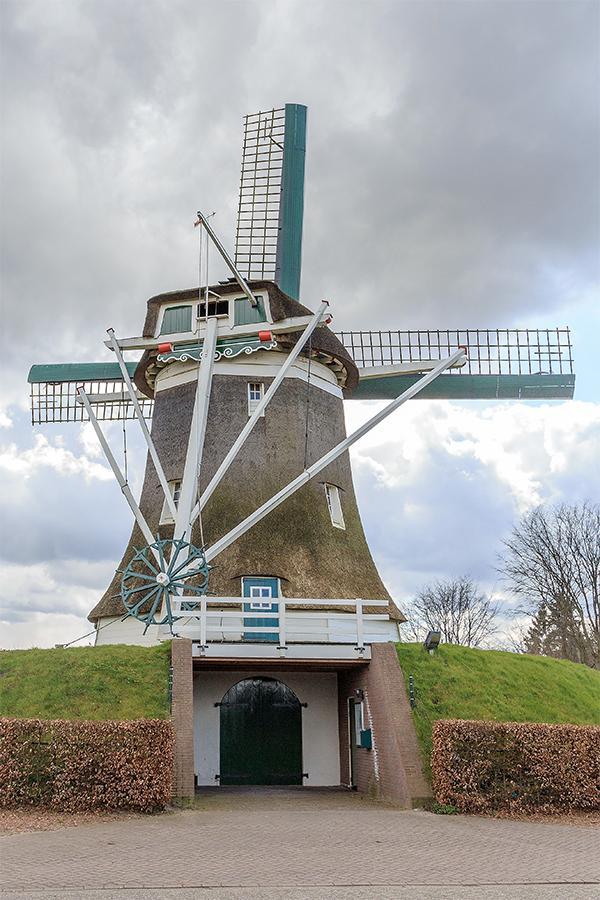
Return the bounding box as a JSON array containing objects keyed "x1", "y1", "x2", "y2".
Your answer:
[{"x1": 159, "y1": 597, "x2": 397, "y2": 662}]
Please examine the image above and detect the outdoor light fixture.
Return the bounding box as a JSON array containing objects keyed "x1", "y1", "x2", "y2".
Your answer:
[
  {"x1": 424, "y1": 630, "x2": 441, "y2": 653},
  {"x1": 354, "y1": 688, "x2": 364, "y2": 700}
]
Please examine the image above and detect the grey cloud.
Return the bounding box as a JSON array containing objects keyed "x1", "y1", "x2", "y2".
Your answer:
[{"x1": 2, "y1": 0, "x2": 598, "y2": 411}]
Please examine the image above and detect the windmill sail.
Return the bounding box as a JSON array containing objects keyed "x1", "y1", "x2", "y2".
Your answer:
[
  {"x1": 234, "y1": 104, "x2": 307, "y2": 300},
  {"x1": 28, "y1": 325, "x2": 574, "y2": 424},
  {"x1": 28, "y1": 362, "x2": 153, "y2": 424},
  {"x1": 338, "y1": 327, "x2": 575, "y2": 400}
]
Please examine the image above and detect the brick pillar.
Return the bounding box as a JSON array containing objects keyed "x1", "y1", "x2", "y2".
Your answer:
[
  {"x1": 338, "y1": 644, "x2": 431, "y2": 806},
  {"x1": 170, "y1": 638, "x2": 194, "y2": 803},
  {"x1": 368, "y1": 643, "x2": 431, "y2": 804}
]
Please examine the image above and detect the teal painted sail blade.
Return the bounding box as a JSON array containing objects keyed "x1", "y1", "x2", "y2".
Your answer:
[{"x1": 352, "y1": 372, "x2": 575, "y2": 401}]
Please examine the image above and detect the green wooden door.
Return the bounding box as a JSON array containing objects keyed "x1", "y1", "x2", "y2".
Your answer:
[{"x1": 220, "y1": 677, "x2": 303, "y2": 785}]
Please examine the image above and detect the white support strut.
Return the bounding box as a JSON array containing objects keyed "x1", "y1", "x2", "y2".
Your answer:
[
  {"x1": 106, "y1": 328, "x2": 177, "y2": 521},
  {"x1": 189, "y1": 299, "x2": 330, "y2": 525},
  {"x1": 195, "y1": 210, "x2": 258, "y2": 308},
  {"x1": 76, "y1": 387, "x2": 160, "y2": 563},
  {"x1": 173, "y1": 316, "x2": 219, "y2": 542},
  {"x1": 204, "y1": 347, "x2": 467, "y2": 563}
]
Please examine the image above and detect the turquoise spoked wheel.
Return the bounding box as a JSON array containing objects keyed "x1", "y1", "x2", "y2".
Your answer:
[{"x1": 120, "y1": 537, "x2": 209, "y2": 632}]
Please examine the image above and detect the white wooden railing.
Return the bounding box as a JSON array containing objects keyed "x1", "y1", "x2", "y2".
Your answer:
[{"x1": 169, "y1": 596, "x2": 390, "y2": 648}]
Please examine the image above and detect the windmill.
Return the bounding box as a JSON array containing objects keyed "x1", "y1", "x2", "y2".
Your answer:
[{"x1": 28, "y1": 103, "x2": 575, "y2": 655}]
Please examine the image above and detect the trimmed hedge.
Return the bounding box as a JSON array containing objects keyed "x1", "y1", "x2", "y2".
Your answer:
[
  {"x1": 432, "y1": 719, "x2": 600, "y2": 814},
  {"x1": 0, "y1": 718, "x2": 174, "y2": 812}
]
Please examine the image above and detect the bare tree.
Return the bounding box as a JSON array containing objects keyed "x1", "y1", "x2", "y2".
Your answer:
[
  {"x1": 500, "y1": 502, "x2": 600, "y2": 669},
  {"x1": 406, "y1": 576, "x2": 499, "y2": 647}
]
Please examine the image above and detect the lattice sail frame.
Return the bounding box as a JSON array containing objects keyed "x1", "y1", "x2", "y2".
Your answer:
[
  {"x1": 30, "y1": 328, "x2": 573, "y2": 425},
  {"x1": 28, "y1": 328, "x2": 574, "y2": 424},
  {"x1": 234, "y1": 107, "x2": 285, "y2": 282},
  {"x1": 339, "y1": 328, "x2": 574, "y2": 376}
]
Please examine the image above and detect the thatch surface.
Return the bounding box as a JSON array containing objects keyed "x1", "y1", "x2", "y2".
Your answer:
[
  {"x1": 133, "y1": 281, "x2": 358, "y2": 399},
  {"x1": 89, "y1": 374, "x2": 403, "y2": 623}
]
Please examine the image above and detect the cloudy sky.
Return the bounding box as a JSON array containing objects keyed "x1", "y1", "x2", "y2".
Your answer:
[{"x1": 1, "y1": 0, "x2": 598, "y2": 649}]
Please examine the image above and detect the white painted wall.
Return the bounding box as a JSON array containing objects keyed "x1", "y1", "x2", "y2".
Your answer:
[
  {"x1": 95, "y1": 613, "x2": 398, "y2": 647},
  {"x1": 94, "y1": 616, "x2": 161, "y2": 646},
  {"x1": 194, "y1": 670, "x2": 340, "y2": 787}
]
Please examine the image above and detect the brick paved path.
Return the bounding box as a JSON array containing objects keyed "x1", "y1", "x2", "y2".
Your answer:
[{"x1": 1, "y1": 789, "x2": 598, "y2": 894}]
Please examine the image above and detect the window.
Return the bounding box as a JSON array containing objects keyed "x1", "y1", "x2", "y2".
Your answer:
[
  {"x1": 234, "y1": 295, "x2": 266, "y2": 326},
  {"x1": 353, "y1": 700, "x2": 364, "y2": 747},
  {"x1": 160, "y1": 480, "x2": 182, "y2": 524},
  {"x1": 249, "y1": 585, "x2": 273, "y2": 610},
  {"x1": 247, "y1": 382, "x2": 265, "y2": 417},
  {"x1": 160, "y1": 305, "x2": 193, "y2": 335},
  {"x1": 325, "y1": 483, "x2": 345, "y2": 529},
  {"x1": 197, "y1": 298, "x2": 229, "y2": 318}
]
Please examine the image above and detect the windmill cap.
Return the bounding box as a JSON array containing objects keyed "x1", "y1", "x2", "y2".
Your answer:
[{"x1": 134, "y1": 280, "x2": 359, "y2": 398}]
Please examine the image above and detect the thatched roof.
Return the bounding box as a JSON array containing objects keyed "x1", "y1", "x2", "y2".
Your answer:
[{"x1": 133, "y1": 281, "x2": 359, "y2": 399}]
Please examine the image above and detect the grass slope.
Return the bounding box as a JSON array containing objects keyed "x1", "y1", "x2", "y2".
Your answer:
[
  {"x1": 0, "y1": 643, "x2": 171, "y2": 720},
  {"x1": 396, "y1": 643, "x2": 600, "y2": 776}
]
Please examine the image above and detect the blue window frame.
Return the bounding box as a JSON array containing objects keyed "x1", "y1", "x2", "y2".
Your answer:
[{"x1": 242, "y1": 576, "x2": 279, "y2": 642}]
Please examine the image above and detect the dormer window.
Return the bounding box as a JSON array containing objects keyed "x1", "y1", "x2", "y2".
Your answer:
[
  {"x1": 234, "y1": 295, "x2": 266, "y2": 326},
  {"x1": 161, "y1": 305, "x2": 192, "y2": 335},
  {"x1": 198, "y1": 298, "x2": 230, "y2": 318}
]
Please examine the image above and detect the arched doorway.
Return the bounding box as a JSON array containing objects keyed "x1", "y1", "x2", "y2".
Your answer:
[{"x1": 219, "y1": 677, "x2": 303, "y2": 785}]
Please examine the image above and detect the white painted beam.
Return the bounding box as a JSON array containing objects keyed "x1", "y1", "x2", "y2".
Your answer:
[
  {"x1": 104, "y1": 314, "x2": 320, "y2": 351},
  {"x1": 189, "y1": 300, "x2": 330, "y2": 524},
  {"x1": 76, "y1": 387, "x2": 159, "y2": 561},
  {"x1": 358, "y1": 356, "x2": 467, "y2": 379},
  {"x1": 173, "y1": 317, "x2": 218, "y2": 542},
  {"x1": 106, "y1": 328, "x2": 177, "y2": 520}
]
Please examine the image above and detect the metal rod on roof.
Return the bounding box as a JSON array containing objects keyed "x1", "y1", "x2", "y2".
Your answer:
[{"x1": 195, "y1": 210, "x2": 258, "y2": 308}]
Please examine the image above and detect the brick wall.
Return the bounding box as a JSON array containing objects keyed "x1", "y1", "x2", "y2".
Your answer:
[
  {"x1": 338, "y1": 644, "x2": 431, "y2": 806},
  {"x1": 170, "y1": 638, "x2": 194, "y2": 802}
]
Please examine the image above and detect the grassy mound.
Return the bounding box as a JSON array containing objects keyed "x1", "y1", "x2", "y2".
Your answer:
[
  {"x1": 0, "y1": 643, "x2": 171, "y2": 720},
  {"x1": 396, "y1": 643, "x2": 600, "y2": 775}
]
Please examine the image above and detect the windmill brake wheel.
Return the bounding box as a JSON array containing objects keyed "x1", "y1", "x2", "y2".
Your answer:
[{"x1": 120, "y1": 537, "x2": 209, "y2": 632}]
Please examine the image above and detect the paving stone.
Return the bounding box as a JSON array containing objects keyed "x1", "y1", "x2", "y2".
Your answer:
[{"x1": 0, "y1": 789, "x2": 598, "y2": 893}]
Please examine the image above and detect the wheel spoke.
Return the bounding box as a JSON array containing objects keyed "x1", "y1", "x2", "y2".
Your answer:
[
  {"x1": 123, "y1": 581, "x2": 159, "y2": 596},
  {"x1": 128, "y1": 585, "x2": 160, "y2": 615},
  {"x1": 166, "y1": 539, "x2": 186, "y2": 574},
  {"x1": 169, "y1": 553, "x2": 200, "y2": 580},
  {"x1": 142, "y1": 588, "x2": 165, "y2": 631},
  {"x1": 156, "y1": 539, "x2": 167, "y2": 574},
  {"x1": 124, "y1": 570, "x2": 156, "y2": 583},
  {"x1": 140, "y1": 553, "x2": 159, "y2": 575},
  {"x1": 170, "y1": 581, "x2": 206, "y2": 595}
]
